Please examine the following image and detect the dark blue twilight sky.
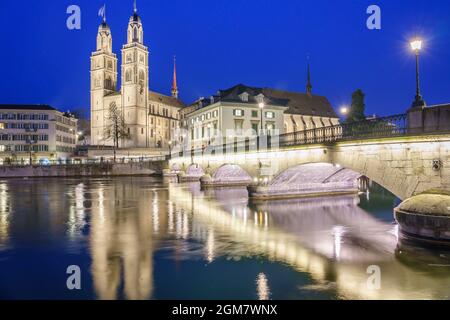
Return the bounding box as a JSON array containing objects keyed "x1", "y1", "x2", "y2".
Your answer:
[{"x1": 0, "y1": 0, "x2": 450, "y2": 118}]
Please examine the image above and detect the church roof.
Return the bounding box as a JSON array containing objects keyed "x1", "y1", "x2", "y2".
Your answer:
[
  {"x1": 148, "y1": 91, "x2": 185, "y2": 109},
  {"x1": 216, "y1": 84, "x2": 338, "y2": 118}
]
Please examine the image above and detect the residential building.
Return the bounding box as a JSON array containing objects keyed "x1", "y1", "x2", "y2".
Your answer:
[
  {"x1": 182, "y1": 83, "x2": 339, "y2": 149},
  {"x1": 0, "y1": 105, "x2": 78, "y2": 164}
]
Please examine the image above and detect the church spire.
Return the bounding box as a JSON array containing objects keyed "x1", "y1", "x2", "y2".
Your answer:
[
  {"x1": 134, "y1": 0, "x2": 137, "y2": 13},
  {"x1": 306, "y1": 56, "x2": 312, "y2": 95},
  {"x1": 172, "y1": 56, "x2": 179, "y2": 99}
]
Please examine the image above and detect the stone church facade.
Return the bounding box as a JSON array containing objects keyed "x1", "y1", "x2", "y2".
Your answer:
[{"x1": 90, "y1": 5, "x2": 184, "y2": 149}]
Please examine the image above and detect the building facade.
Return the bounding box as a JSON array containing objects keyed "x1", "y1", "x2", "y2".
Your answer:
[
  {"x1": 0, "y1": 105, "x2": 78, "y2": 164},
  {"x1": 90, "y1": 5, "x2": 184, "y2": 149},
  {"x1": 182, "y1": 83, "x2": 339, "y2": 149}
]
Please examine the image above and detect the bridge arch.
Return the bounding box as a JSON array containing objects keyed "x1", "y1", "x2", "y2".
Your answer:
[
  {"x1": 255, "y1": 163, "x2": 366, "y2": 199},
  {"x1": 211, "y1": 164, "x2": 253, "y2": 184}
]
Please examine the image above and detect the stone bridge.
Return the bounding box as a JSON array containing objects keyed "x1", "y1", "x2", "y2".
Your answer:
[{"x1": 169, "y1": 105, "x2": 450, "y2": 200}]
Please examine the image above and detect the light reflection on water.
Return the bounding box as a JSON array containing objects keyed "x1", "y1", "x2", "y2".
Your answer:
[{"x1": 0, "y1": 177, "x2": 449, "y2": 300}]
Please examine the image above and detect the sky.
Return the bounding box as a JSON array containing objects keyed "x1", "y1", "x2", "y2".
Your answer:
[{"x1": 1, "y1": 0, "x2": 450, "y2": 119}]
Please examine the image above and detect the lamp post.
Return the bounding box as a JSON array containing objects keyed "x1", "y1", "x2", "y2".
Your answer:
[
  {"x1": 340, "y1": 106, "x2": 349, "y2": 117},
  {"x1": 258, "y1": 102, "x2": 265, "y2": 136},
  {"x1": 410, "y1": 39, "x2": 426, "y2": 108}
]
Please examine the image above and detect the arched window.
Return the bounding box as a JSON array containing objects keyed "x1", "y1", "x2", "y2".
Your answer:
[
  {"x1": 126, "y1": 69, "x2": 132, "y2": 82},
  {"x1": 126, "y1": 54, "x2": 132, "y2": 63},
  {"x1": 139, "y1": 70, "x2": 145, "y2": 81},
  {"x1": 133, "y1": 27, "x2": 138, "y2": 42},
  {"x1": 105, "y1": 77, "x2": 112, "y2": 90}
]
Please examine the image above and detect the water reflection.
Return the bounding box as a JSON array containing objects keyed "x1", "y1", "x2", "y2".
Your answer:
[
  {"x1": 0, "y1": 182, "x2": 10, "y2": 248},
  {"x1": 0, "y1": 177, "x2": 449, "y2": 300},
  {"x1": 170, "y1": 183, "x2": 450, "y2": 300}
]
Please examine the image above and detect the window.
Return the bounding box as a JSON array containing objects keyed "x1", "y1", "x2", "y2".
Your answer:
[
  {"x1": 233, "y1": 109, "x2": 244, "y2": 117},
  {"x1": 251, "y1": 110, "x2": 258, "y2": 118},
  {"x1": 0, "y1": 123, "x2": 4, "y2": 129},
  {"x1": 126, "y1": 54, "x2": 133, "y2": 63},
  {"x1": 265, "y1": 111, "x2": 275, "y2": 119},
  {"x1": 213, "y1": 110, "x2": 218, "y2": 118},
  {"x1": 206, "y1": 113, "x2": 211, "y2": 120},
  {"x1": 234, "y1": 120, "x2": 243, "y2": 133},
  {"x1": 239, "y1": 92, "x2": 249, "y2": 102},
  {"x1": 251, "y1": 122, "x2": 259, "y2": 133},
  {"x1": 141, "y1": 128, "x2": 144, "y2": 134},
  {"x1": 126, "y1": 69, "x2": 132, "y2": 82},
  {"x1": 201, "y1": 115, "x2": 205, "y2": 121}
]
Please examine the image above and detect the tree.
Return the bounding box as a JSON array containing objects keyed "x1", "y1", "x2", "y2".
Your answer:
[
  {"x1": 346, "y1": 89, "x2": 366, "y2": 123},
  {"x1": 103, "y1": 102, "x2": 130, "y2": 162}
]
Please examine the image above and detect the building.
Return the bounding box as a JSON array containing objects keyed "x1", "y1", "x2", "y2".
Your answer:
[
  {"x1": 182, "y1": 80, "x2": 339, "y2": 149},
  {"x1": 0, "y1": 105, "x2": 78, "y2": 164},
  {"x1": 90, "y1": 4, "x2": 184, "y2": 149}
]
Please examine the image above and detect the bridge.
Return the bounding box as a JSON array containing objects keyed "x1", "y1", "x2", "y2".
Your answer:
[{"x1": 169, "y1": 104, "x2": 450, "y2": 200}]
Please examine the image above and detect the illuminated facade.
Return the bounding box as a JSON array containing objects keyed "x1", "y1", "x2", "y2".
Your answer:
[
  {"x1": 90, "y1": 5, "x2": 185, "y2": 149},
  {"x1": 0, "y1": 105, "x2": 78, "y2": 164},
  {"x1": 182, "y1": 83, "x2": 339, "y2": 149}
]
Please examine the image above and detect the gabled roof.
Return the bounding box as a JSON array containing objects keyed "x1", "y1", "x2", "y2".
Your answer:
[
  {"x1": 217, "y1": 84, "x2": 338, "y2": 118},
  {"x1": 0, "y1": 104, "x2": 56, "y2": 111},
  {"x1": 148, "y1": 91, "x2": 185, "y2": 109}
]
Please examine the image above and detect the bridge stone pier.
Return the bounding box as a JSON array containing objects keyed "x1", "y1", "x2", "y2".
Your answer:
[
  {"x1": 170, "y1": 105, "x2": 450, "y2": 201},
  {"x1": 170, "y1": 134, "x2": 450, "y2": 200}
]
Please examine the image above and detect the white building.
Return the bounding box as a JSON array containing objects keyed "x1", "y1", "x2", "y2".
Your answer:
[
  {"x1": 90, "y1": 4, "x2": 184, "y2": 150},
  {"x1": 0, "y1": 105, "x2": 78, "y2": 164},
  {"x1": 182, "y1": 83, "x2": 339, "y2": 149}
]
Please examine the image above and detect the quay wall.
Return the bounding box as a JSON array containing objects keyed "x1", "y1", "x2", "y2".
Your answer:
[{"x1": 0, "y1": 161, "x2": 167, "y2": 178}]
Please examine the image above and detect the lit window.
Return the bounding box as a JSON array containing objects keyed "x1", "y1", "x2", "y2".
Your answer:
[
  {"x1": 233, "y1": 109, "x2": 244, "y2": 117},
  {"x1": 206, "y1": 113, "x2": 211, "y2": 120},
  {"x1": 265, "y1": 111, "x2": 275, "y2": 119},
  {"x1": 213, "y1": 110, "x2": 218, "y2": 118},
  {"x1": 0, "y1": 123, "x2": 4, "y2": 129},
  {"x1": 201, "y1": 115, "x2": 205, "y2": 121}
]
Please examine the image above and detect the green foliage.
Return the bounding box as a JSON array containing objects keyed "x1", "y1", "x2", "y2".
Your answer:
[{"x1": 346, "y1": 89, "x2": 366, "y2": 123}]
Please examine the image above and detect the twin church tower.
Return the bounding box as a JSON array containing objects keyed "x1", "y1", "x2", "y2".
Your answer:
[{"x1": 90, "y1": 2, "x2": 184, "y2": 148}]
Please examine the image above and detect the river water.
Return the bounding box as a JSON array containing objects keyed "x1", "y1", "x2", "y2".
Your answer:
[{"x1": 0, "y1": 177, "x2": 449, "y2": 300}]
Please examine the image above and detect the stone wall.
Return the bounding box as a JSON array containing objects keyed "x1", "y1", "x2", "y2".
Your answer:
[
  {"x1": 170, "y1": 134, "x2": 450, "y2": 200},
  {"x1": 0, "y1": 161, "x2": 166, "y2": 178}
]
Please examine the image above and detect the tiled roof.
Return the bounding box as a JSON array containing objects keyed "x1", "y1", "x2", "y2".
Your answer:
[
  {"x1": 148, "y1": 91, "x2": 185, "y2": 109},
  {"x1": 0, "y1": 104, "x2": 56, "y2": 111},
  {"x1": 217, "y1": 84, "x2": 338, "y2": 118}
]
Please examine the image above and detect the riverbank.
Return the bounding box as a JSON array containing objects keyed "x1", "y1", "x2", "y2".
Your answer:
[{"x1": 0, "y1": 161, "x2": 166, "y2": 178}]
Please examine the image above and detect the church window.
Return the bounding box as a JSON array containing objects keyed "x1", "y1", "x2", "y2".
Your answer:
[
  {"x1": 141, "y1": 128, "x2": 144, "y2": 134},
  {"x1": 133, "y1": 28, "x2": 138, "y2": 42},
  {"x1": 105, "y1": 77, "x2": 112, "y2": 90},
  {"x1": 140, "y1": 55, "x2": 144, "y2": 63},
  {"x1": 107, "y1": 61, "x2": 113, "y2": 69},
  {"x1": 126, "y1": 69, "x2": 132, "y2": 82},
  {"x1": 126, "y1": 54, "x2": 132, "y2": 63}
]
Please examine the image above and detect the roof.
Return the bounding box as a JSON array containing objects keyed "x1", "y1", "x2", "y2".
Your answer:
[
  {"x1": 148, "y1": 91, "x2": 185, "y2": 109},
  {"x1": 0, "y1": 104, "x2": 57, "y2": 111},
  {"x1": 215, "y1": 84, "x2": 338, "y2": 118}
]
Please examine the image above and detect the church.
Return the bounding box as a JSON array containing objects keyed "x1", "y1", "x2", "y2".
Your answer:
[{"x1": 90, "y1": 2, "x2": 185, "y2": 149}]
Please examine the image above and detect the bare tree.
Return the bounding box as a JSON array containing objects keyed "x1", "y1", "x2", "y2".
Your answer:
[{"x1": 103, "y1": 102, "x2": 130, "y2": 162}]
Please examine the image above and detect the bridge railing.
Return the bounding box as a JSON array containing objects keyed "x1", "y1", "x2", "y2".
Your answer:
[
  {"x1": 176, "y1": 113, "x2": 409, "y2": 158},
  {"x1": 280, "y1": 113, "x2": 408, "y2": 146}
]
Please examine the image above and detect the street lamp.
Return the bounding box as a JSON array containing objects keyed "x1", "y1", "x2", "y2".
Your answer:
[
  {"x1": 340, "y1": 106, "x2": 349, "y2": 116},
  {"x1": 410, "y1": 38, "x2": 426, "y2": 108},
  {"x1": 258, "y1": 102, "x2": 265, "y2": 135}
]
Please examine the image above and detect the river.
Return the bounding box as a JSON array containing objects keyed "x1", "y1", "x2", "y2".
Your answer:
[{"x1": 0, "y1": 177, "x2": 449, "y2": 300}]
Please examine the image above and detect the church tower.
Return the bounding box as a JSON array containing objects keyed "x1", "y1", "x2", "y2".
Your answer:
[
  {"x1": 121, "y1": 1, "x2": 149, "y2": 147},
  {"x1": 171, "y1": 56, "x2": 179, "y2": 99},
  {"x1": 90, "y1": 16, "x2": 118, "y2": 146}
]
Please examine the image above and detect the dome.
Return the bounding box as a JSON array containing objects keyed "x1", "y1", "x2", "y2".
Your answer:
[
  {"x1": 396, "y1": 191, "x2": 450, "y2": 217},
  {"x1": 98, "y1": 21, "x2": 110, "y2": 32},
  {"x1": 130, "y1": 13, "x2": 141, "y2": 24}
]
